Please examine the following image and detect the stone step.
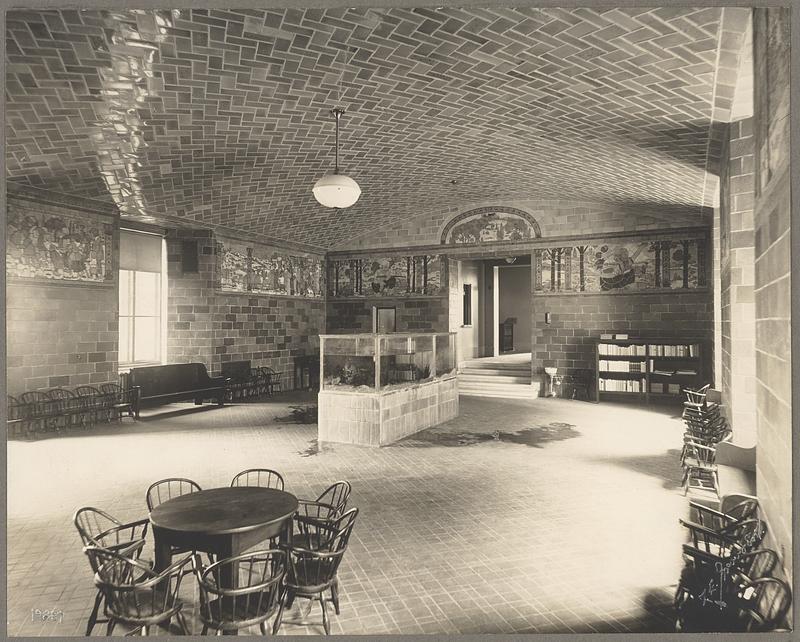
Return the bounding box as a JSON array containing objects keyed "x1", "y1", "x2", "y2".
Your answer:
[
  {"x1": 459, "y1": 367, "x2": 531, "y2": 377},
  {"x1": 458, "y1": 373, "x2": 532, "y2": 385},
  {"x1": 460, "y1": 362, "x2": 530, "y2": 371},
  {"x1": 460, "y1": 388, "x2": 539, "y2": 399},
  {"x1": 458, "y1": 381, "x2": 541, "y2": 399}
]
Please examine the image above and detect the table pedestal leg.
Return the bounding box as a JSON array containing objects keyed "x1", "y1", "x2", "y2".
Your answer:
[
  {"x1": 153, "y1": 538, "x2": 173, "y2": 573},
  {"x1": 218, "y1": 539, "x2": 238, "y2": 636}
]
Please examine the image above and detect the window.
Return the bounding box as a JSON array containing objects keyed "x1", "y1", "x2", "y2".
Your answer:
[
  {"x1": 463, "y1": 284, "x2": 472, "y2": 326},
  {"x1": 119, "y1": 230, "x2": 165, "y2": 366}
]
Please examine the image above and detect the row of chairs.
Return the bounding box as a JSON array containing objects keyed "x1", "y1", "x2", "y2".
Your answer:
[
  {"x1": 75, "y1": 472, "x2": 356, "y2": 636},
  {"x1": 225, "y1": 366, "x2": 283, "y2": 402},
  {"x1": 673, "y1": 496, "x2": 791, "y2": 631},
  {"x1": 7, "y1": 384, "x2": 135, "y2": 440},
  {"x1": 680, "y1": 385, "x2": 730, "y2": 497}
]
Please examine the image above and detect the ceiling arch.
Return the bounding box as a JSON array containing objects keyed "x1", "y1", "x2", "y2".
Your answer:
[{"x1": 6, "y1": 7, "x2": 750, "y2": 249}]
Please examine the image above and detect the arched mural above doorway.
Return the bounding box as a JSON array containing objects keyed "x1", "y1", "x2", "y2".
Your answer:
[{"x1": 440, "y1": 207, "x2": 542, "y2": 245}]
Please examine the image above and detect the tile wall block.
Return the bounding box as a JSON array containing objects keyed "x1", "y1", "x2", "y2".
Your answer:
[
  {"x1": 719, "y1": 118, "x2": 757, "y2": 441},
  {"x1": 318, "y1": 377, "x2": 458, "y2": 447},
  {"x1": 6, "y1": 194, "x2": 120, "y2": 396},
  {"x1": 326, "y1": 297, "x2": 448, "y2": 334},
  {"x1": 167, "y1": 229, "x2": 325, "y2": 387},
  {"x1": 531, "y1": 291, "x2": 714, "y2": 381},
  {"x1": 752, "y1": 7, "x2": 792, "y2": 584}
]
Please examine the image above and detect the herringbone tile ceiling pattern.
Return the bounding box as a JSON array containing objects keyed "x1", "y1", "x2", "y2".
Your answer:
[{"x1": 7, "y1": 7, "x2": 728, "y2": 248}]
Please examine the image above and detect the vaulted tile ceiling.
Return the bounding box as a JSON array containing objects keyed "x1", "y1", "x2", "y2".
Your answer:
[{"x1": 7, "y1": 7, "x2": 737, "y2": 249}]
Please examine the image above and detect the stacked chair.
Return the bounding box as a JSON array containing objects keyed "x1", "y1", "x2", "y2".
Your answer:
[
  {"x1": 674, "y1": 497, "x2": 791, "y2": 632},
  {"x1": 680, "y1": 385, "x2": 730, "y2": 498},
  {"x1": 222, "y1": 361, "x2": 283, "y2": 402},
  {"x1": 7, "y1": 383, "x2": 136, "y2": 440}
]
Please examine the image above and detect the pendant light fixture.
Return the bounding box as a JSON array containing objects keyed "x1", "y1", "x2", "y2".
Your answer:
[{"x1": 312, "y1": 107, "x2": 361, "y2": 208}]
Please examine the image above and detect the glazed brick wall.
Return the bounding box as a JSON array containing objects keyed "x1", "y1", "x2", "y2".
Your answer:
[
  {"x1": 338, "y1": 200, "x2": 709, "y2": 250},
  {"x1": 752, "y1": 7, "x2": 792, "y2": 581},
  {"x1": 531, "y1": 291, "x2": 713, "y2": 380},
  {"x1": 6, "y1": 196, "x2": 119, "y2": 396},
  {"x1": 166, "y1": 229, "x2": 325, "y2": 386},
  {"x1": 326, "y1": 298, "x2": 449, "y2": 333},
  {"x1": 210, "y1": 293, "x2": 324, "y2": 379},
  {"x1": 719, "y1": 118, "x2": 757, "y2": 441},
  {"x1": 166, "y1": 228, "x2": 216, "y2": 366}
]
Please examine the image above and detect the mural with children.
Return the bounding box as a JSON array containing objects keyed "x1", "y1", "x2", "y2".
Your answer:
[
  {"x1": 534, "y1": 237, "x2": 707, "y2": 293},
  {"x1": 217, "y1": 238, "x2": 324, "y2": 298},
  {"x1": 6, "y1": 208, "x2": 114, "y2": 283}
]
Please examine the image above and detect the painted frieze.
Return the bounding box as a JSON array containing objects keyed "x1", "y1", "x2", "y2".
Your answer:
[{"x1": 533, "y1": 237, "x2": 706, "y2": 293}]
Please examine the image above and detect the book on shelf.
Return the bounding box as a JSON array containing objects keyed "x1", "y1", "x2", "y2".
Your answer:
[
  {"x1": 598, "y1": 343, "x2": 646, "y2": 356},
  {"x1": 599, "y1": 378, "x2": 645, "y2": 393},
  {"x1": 646, "y1": 343, "x2": 701, "y2": 357}
]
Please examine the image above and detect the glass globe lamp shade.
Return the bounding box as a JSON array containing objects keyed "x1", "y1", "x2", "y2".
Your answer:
[{"x1": 312, "y1": 173, "x2": 361, "y2": 208}]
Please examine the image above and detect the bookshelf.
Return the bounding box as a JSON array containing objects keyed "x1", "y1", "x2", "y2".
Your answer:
[{"x1": 594, "y1": 338, "x2": 704, "y2": 404}]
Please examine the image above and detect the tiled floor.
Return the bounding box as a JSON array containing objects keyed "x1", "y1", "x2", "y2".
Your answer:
[{"x1": 7, "y1": 392, "x2": 691, "y2": 636}]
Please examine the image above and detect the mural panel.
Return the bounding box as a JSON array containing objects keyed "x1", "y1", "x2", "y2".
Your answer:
[
  {"x1": 6, "y1": 208, "x2": 114, "y2": 283},
  {"x1": 442, "y1": 208, "x2": 540, "y2": 244},
  {"x1": 218, "y1": 239, "x2": 249, "y2": 292},
  {"x1": 217, "y1": 238, "x2": 324, "y2": 298},
  {"x1": 533, "y1": 238, "x2": 706, "y2": 293},
  {"x1": 328, "y1": 255, "x2": 443, "y2": 297}
]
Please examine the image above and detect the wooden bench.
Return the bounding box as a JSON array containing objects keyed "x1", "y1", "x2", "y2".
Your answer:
[{"x1": 129, "y1": 363, "x2": 228, "y2": 418}]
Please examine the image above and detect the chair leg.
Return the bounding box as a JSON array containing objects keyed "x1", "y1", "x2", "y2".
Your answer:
[
  {"x1": 331, "y1": 579, "x2": 340, "y2": 615},
  {"x1": 142, "y1": 625, "x2": 149, "y2": 635},
  {"x1": 106, "y1": 619, "x2": 116, "y2": 636},
  {"x1": 86, "y1": 590, "x2": 103, "y2": 635},
  {"x1": 259, "y1": 621, "x2": 269, "y2": 635},
  {"x1": 200, "y1": 624, "x2": 208, "y2": 635},
  {"x1": 285, "y1": 588, "x2": 295, "y2": 609},
  {"x1": 176, "y1": 612, "x2": 190, "y2": 635},
  {"x1": 272, "y1": 589, "x2": 286, "y2": 635},
  {"x1": 319, "y1": 594, "x2": 330, "y2": 635}
]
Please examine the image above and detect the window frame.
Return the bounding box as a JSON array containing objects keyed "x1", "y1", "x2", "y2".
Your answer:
[{"x1": 118, "y1": 268, "x2": 164, "y2": 368}]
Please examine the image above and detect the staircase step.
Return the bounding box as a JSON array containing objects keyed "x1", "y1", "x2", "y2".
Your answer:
[
  {"x1": 459, "y1": 374, "x2": 531, "y2": 385},
  {"x1": 460, "y1": 389, "x2": 538, "y2": 399},
  {"x1": 459, "y1": 367, "x2": 530, "y2": 377},
  {"x1": 459, "y1": 383, "x2": 538, "y2": 395},
  {"x1": 460, "y1": 362, "x2": 530, "y2": 370}
]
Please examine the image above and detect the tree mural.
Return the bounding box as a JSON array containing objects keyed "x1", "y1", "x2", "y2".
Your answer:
[
  {"x1": 534, "y1": 237, "x2": 706, "y2": 293},
  {"x1": 328, "y1": 254, "x2": 443, "y2": 297}
]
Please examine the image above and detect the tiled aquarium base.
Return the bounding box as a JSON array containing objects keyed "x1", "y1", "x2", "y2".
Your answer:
[{"x1": 318, "y1": 375, "x2": 459, "y2": 446}]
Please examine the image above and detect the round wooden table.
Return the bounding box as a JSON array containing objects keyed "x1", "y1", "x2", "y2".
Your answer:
[{"x1": 150, "y1": 486, "x2": 298, "y2": 594}]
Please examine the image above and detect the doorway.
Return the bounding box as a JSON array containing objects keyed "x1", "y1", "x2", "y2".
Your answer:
[
  {"x1": 493, "y1": 258, "x2": 532, "y2": 355},
  {"x1": 450, "y1": 255, "x2": 532, "y2": 363}
]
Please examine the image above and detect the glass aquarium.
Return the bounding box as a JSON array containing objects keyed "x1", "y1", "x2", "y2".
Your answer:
[{"x1": 320, "y1": 332, "x2": 457, "y2": 393}]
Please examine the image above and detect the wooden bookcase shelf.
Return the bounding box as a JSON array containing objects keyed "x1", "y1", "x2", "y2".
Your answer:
[{"x1": 594, "y1": 338, "x2": 704, "y2": 404}]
